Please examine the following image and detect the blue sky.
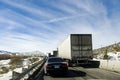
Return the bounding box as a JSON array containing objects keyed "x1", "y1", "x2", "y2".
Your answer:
[{"x1": 0, "y1": 0, "x2": 120, "y2": 53}]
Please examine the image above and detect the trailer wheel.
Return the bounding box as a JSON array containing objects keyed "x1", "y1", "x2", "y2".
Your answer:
[
  {"x1": 89, "y1": 61, "x2": 100, "y2": 68},
  {"x1": 68, "y1": 60, "x2": 73, "y2": 67}
]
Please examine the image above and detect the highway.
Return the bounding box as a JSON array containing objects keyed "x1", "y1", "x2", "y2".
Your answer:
[{"x1": 38, "y1": 66, "x2": 120, "y2": 80}]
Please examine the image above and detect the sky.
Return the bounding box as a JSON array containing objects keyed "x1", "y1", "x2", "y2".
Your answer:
[{"x1": 0, "y1": 0, "x2": 120, "y2": 53}]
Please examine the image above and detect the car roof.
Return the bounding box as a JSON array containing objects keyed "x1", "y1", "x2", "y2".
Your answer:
[{"x1": 48, "y1": 57, "x2": 61, "y2": 59}]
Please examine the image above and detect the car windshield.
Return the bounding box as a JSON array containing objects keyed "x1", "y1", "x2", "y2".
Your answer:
[{"x1": 48, "y1": 58, "x2": 64, "y2": 62}]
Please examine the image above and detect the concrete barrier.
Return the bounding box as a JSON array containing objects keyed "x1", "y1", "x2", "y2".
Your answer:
[{"x1": 99, "y1": 60, "x2": 120, "y2": 72}]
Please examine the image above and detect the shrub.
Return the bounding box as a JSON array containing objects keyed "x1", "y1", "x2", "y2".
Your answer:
[
  {"x1": 29, "y1": 57, "x2": 39, "y2": 63},
  {"x1": 0, "y1": 67, "x2": 9, "y2": 74},
  {"x1": 9, "y1": 65, "x2": 16, "y2": 70},
  {"x1": 9, "y1": 55, "x2": 23, "y2": 66}
]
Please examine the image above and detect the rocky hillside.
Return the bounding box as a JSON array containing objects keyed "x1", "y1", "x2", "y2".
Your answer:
[{"x1": 93, "y1": 42, "x2": 120, "y2": 57}]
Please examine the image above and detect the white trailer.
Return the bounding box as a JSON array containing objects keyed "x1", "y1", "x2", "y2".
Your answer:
[{"x1": 58, "y1": 34, "x2": 99, "y2": 67}]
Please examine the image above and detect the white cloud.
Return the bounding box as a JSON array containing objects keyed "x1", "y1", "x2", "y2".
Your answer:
[
  {"x1": 0, "y1": 0, "x2": 54, "y2": 19},
  {"x1": 0, "y1": 0, "x2": 119, "y2": 53},
  {"x1": 0, "y1": 33, "x2": 56, "y2": 52}
]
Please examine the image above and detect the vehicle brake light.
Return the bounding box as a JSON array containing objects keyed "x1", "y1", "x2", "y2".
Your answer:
[
  {"x1": 46, "y1": 64, "x2": 51, "y2": 68},
  {"x1": 62, "y1": 64, "x2": 67, "y2": 67}
]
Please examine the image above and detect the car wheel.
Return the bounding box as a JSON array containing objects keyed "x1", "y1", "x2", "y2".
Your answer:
[{"x1": 44, "y1": 71, "x2": 49, "y2": 76}]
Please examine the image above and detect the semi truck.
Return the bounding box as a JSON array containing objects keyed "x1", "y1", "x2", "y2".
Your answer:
[
  {"x1": 53, "y1": 50, "x2": 58, "y2": 57},
  {"x1": 58, "y1": 34, "x2": 99, "y2": 67}
]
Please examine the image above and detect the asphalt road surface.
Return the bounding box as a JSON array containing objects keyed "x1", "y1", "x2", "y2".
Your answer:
[{"x1": 38, "y1": 67, "x2": 120, "y2": 80}]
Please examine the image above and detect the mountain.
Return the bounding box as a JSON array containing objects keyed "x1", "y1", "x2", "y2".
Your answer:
[
  {"x1": 18, "y1": 51, "x2": 45, "y2": 56},
  {"x1": 0, "y1": 50, "x2": 45, "y2": 57},
  {"x1": 0, "y1": 50, "x2": 13, "y2": 54}
]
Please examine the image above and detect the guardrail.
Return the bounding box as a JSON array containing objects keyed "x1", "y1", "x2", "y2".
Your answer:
[
  {"x1": 11, "y1": 59, "x2": 45, "y2": 80},
  {"x1": 27, "y1": 59, "x2": 45, "y2": 80}
]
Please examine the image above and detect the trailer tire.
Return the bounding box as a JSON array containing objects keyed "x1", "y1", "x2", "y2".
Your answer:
[{"x1": 89, "y1": 61, "x2": 100, "y2": 68}]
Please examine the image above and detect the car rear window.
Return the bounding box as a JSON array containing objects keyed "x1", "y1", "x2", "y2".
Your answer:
[{"x1": 48, "y1": 58, "x2": 64, "y2": 62}]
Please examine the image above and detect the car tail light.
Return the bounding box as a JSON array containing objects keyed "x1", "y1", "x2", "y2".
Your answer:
[
  {"x1": 46, "y1": 64, "x2": 52, "y2": 69},
  {"x1": 62, "y1": 64, "x2": 68, "y2": 68}
]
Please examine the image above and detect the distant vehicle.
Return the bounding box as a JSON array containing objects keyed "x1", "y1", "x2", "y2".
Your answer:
[
  {"x1": 44, "y1": 57, "x2": 68, "y2": 75},
  {"x1": 53, "y1": 50, "x2": 58, "y2": 57},
  {"x1": 58, "y1": 34, "x2": 100, "y2": 67}
]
